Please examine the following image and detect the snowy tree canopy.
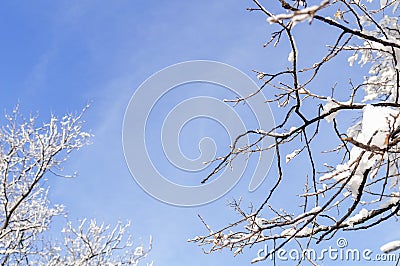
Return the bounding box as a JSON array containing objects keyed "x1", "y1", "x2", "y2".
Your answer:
[
  {"x1": 191, "y1": 0, "x2": 400, "y2": 263},
  {"x1": 0, "y1": 105, "x2": 151, "y2": 265}
]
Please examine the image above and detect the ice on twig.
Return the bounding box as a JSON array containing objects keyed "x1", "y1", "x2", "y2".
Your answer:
[{"x1": 380, "y1": 240, "x2": 400, "y2": 253}]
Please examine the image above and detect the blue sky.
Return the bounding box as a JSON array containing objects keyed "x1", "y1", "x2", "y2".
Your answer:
[{"x1": 1, "y1": 1, "x2": 399, "y2": 265}]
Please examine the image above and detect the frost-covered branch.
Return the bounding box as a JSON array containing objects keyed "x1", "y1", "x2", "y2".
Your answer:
[{"x1": 39, "y1": 219, "x2": 152, "y2": 266}]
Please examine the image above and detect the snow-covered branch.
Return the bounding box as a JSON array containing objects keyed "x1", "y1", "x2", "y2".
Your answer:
[{"x1": 191, "y1": 0, "x2": 400, "y2": 264}]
